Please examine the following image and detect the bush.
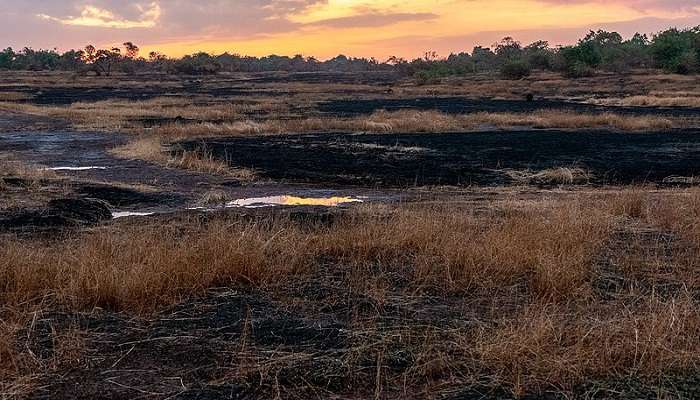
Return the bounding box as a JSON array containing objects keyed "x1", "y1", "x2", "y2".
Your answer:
[
  {"x1": 564, "y1": 62, "x2": 595, "y2": 78},
  {"x1": 650, "y1": 27, "x2": 700, "y2": 74},
  {"x1": 414, "y1": 70, "x2": 442, "y2": 85},
  {"x1": 500, "y1": 60, "x2": 531, "y2": 80}
]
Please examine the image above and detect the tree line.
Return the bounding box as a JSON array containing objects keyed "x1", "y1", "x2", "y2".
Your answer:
[{"x1": 0, "y1": 27, "x2": 698, "y2": 80}]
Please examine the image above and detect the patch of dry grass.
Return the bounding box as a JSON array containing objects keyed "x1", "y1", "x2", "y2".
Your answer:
[
  {"x1": 620, "y1": 95, "x2": 700, "y2": 108},
  {"x1": 110, "y1": 136, "x2": 257, "y2": 180},
  {"x1": 149, "y1": 110, "x2": 676, "y2": 138},
  {"x1": 473, "y1": 298, "x2": 700, "y2": 396},
  {"x1": 3, "y1": 193, "x2": 700, "y2": 396},
  {"x1": 0, "y1": 160, "x2": 56, "y2": 181},
  {"x1": 506, "y1": 167, "x2": 592, "y2": 185},
  {"x1": 0, "y1": 199, "x2": 612, "y2": 312},
  {"x1": 0, "y1": 160, "x2": 59, "y2": 196},
  {"x1": 0, "y1": 92, "x2": 32, "y2": 102}
]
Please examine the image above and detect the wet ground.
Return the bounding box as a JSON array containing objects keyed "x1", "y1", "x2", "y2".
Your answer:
[
  {"x1": 0, "y1": 112, "x2": 394, "y2": 232},
  {"x1": 181, "y1": 129, "x2": 700, "y2": 187}
]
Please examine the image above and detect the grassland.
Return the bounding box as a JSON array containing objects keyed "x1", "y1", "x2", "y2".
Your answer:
[
  {"x1": 2, "y1": 189, "x2": 700, "y2": 398},
  {"x1": 1, "y1": 70, "x2": 700, "y2": 398}
]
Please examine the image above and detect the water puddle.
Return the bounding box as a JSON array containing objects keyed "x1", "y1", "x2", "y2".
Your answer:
[
  {"x1": 112, "y1": 211, "x2": 155, "y2": 219},
  {"x1": 115, "y1": 195, "x2": 365, "y2": 220},
  {"x1": 47, "y1": 166, "x2": 108, "y2": 171},
  {"x1": 226, "y1": 195, "x2": 364, "y2": 208}
]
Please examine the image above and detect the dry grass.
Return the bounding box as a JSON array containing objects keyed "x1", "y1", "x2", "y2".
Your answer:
[
  {"x1": 3, "y1": 192, "x2": 700, "y2": 396},
  {"x1": 0, "y1": 160, "x2": 56, "y2": 181},
  {"x1": 110, "y1": 136, "x2": 257, "y2": 180},
  {"x1": 506, "y1": 167, "x2": 592, "y2": 185},
  {"x1": 0, "y1": 92, "x2": 32, "y2": 102},
  {"x1": 474, "y1": 298, "x2": 700, "y2": 396},
  {"x1": 620, "y1": 95, "x2": 700, "y2": 108},
  {"x1": 148, "y1": 110, "x2": 676, "y2": 139},
  {"x1": 0, "y1": 200, "x2": 612, "y2": 312},
  {"x1": 0, "y1": 160, "x2": 59, "y2": 196}
]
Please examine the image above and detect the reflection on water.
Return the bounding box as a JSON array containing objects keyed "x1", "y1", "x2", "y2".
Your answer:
[
  {"x1": 112, "y1": 211, "x2": 155, "y2": 219},
  {"x1": 227, "y1": 195, "x2": 364, "y2": 208},
  {"x1": 115, "y1": 195, "x2": 364, "y2": 220},
  {"x1": 47, "y1": 166, "x2": 108, "y2": 171}
]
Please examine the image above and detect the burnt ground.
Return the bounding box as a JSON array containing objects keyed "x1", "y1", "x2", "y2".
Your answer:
[
  {"x1": 1, "y1": 71, "x2": 399, "y2": 106},
  {"x1": 4, "y1": 104, "x2": 700, "y2": 398},
  {"x1": 0, "y1": 112, "x2": 392, "y2": 233},
  {"x1": 317, "y1": 97, "x2": 700, "y2": 118},
  {"x1": 180, "y1": 129, "x2": 700, "y2": 187},
  {"x1": 20, "y1": 239, "x2": 700, "y2": 400}
]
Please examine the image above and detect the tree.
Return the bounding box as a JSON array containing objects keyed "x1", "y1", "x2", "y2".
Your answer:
[
  {"x1": 81, "y1": 45, "x2": 121, "y2": 76},
  {"x1": 500, "y1": 60, "x2": 531, "y2": 79},
  {"x1": 650, "y1": 27, "x2": 700, "y2": 74},
  {"x1": 523, "y1": 41, "x2": 553, "y2": 69},
  {"x1": 123, "y1": 42, "x2": 140, "y2": 59},
  {"x1": 471, "y1": 46, "x2": 497, "y2": 71},
  {"x1": 495, "y1": 37, "x2": 523, "y2": 62},
  {"x1": 0, "y1": 48, "x2": 15, "y2": 69}
]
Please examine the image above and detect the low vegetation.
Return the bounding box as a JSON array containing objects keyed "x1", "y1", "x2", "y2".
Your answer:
[
  {"x1": 110, "y1": 136, "x2": 257, "y2": 180},
  {"x1": 148, "y1": 110, "x2": 676, "y2": 138},
  {"x1": 2, "y1": 190, "x2": 700, "y2": 397}
]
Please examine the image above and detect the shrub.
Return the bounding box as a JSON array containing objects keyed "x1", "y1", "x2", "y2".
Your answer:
[
  {"x1": 414, "y1": 70, "x2": 442, "y2": 85},
  {"x1": 650, "y1": 27, "x2": 700, "y2": 74},
  {"x1": 564, "y1": 62, "x2": 595, "y2": 78},
  {"x1": 500, "y1": 60, "x2": 531, "y2": 80}
]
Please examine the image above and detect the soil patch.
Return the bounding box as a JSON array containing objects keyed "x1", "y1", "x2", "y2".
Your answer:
[{"x1": 0, "y1": 198, "x2": 112, "y2": 232}]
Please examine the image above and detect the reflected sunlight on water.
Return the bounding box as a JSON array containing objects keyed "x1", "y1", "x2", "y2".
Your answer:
[{"x1": 227, "y1": 195, "x2": 364, "y2": 208}]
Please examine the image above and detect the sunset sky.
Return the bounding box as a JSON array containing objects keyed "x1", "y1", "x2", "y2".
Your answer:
[{"x1": 1, "y1": 1, "x2": 699, "y2": 60}]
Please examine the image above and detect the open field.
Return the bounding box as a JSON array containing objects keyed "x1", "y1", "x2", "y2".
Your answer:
[{"x1": 1, "y1": 70, "x2": 700, "y2": 399}]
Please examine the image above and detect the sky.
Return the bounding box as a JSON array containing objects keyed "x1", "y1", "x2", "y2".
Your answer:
[{"x1": 1, "y1": 1, "x2": 699, "y2": 60}]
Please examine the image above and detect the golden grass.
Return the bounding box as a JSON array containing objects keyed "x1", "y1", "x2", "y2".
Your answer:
[
  {"x1": 0, "y1": 97, "x2": 291, "y2": 131},
  {"x1": 474, "y1": 298, "x2": 700, "y2": 396},
  {"x1": 620, "y1": 95, "x2": 700, "y2": 108},
  {"x1": 506, "y1": 167, "x2": 592, "y2": 185},
  {"x1": 110, "y1": 136, "x2": 257, "y2": 180},
  {"x1": 0, "y1": 160, "x2": 56, "y2": 180},
  {"x1": 0, "y1": 92, "x2": 32, "y2": 102},
  {"x1": 0, "y1": 160, "x2": 59, "y2": 195},
  {"x1": 148, "y1": 110, "x2": 676, "y2": 139},
  {"x1": 0, "y1": 199, "x2": 612, "y2": 312},
  {"x1": 3, "y1": 191, "x2": 700, "y2": 396}
]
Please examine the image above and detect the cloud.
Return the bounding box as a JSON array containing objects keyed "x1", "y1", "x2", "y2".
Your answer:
[
  {"x1": 37, "y1": 2, "x2": 161, "y2": 29},
  {"x1": 535, "y1": 0, "x2": 700, "y2": 13},
  {"x1": 0, "y1": 0, "x2": 698, "y2": 58},
  {"x1": 370, "y1": 14, "x2": 700, "y2": 59},
  {"x1": 307, "y1": 11, "x2": 437, "y2": 28}
]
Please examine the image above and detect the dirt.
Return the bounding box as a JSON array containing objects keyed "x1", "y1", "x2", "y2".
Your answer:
[
  {"x1": 0, "y1": 198, "x2": 112, "y2": 232},
  {"x1": 24, "y1": 288, "x2": 352, "y2": 400},
  {"x1": 317, "y1": 97, "x2": 700, "y2": 118},
  {"x1": 179, "y1": 129, "x2": 700, "y2": 187}
]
